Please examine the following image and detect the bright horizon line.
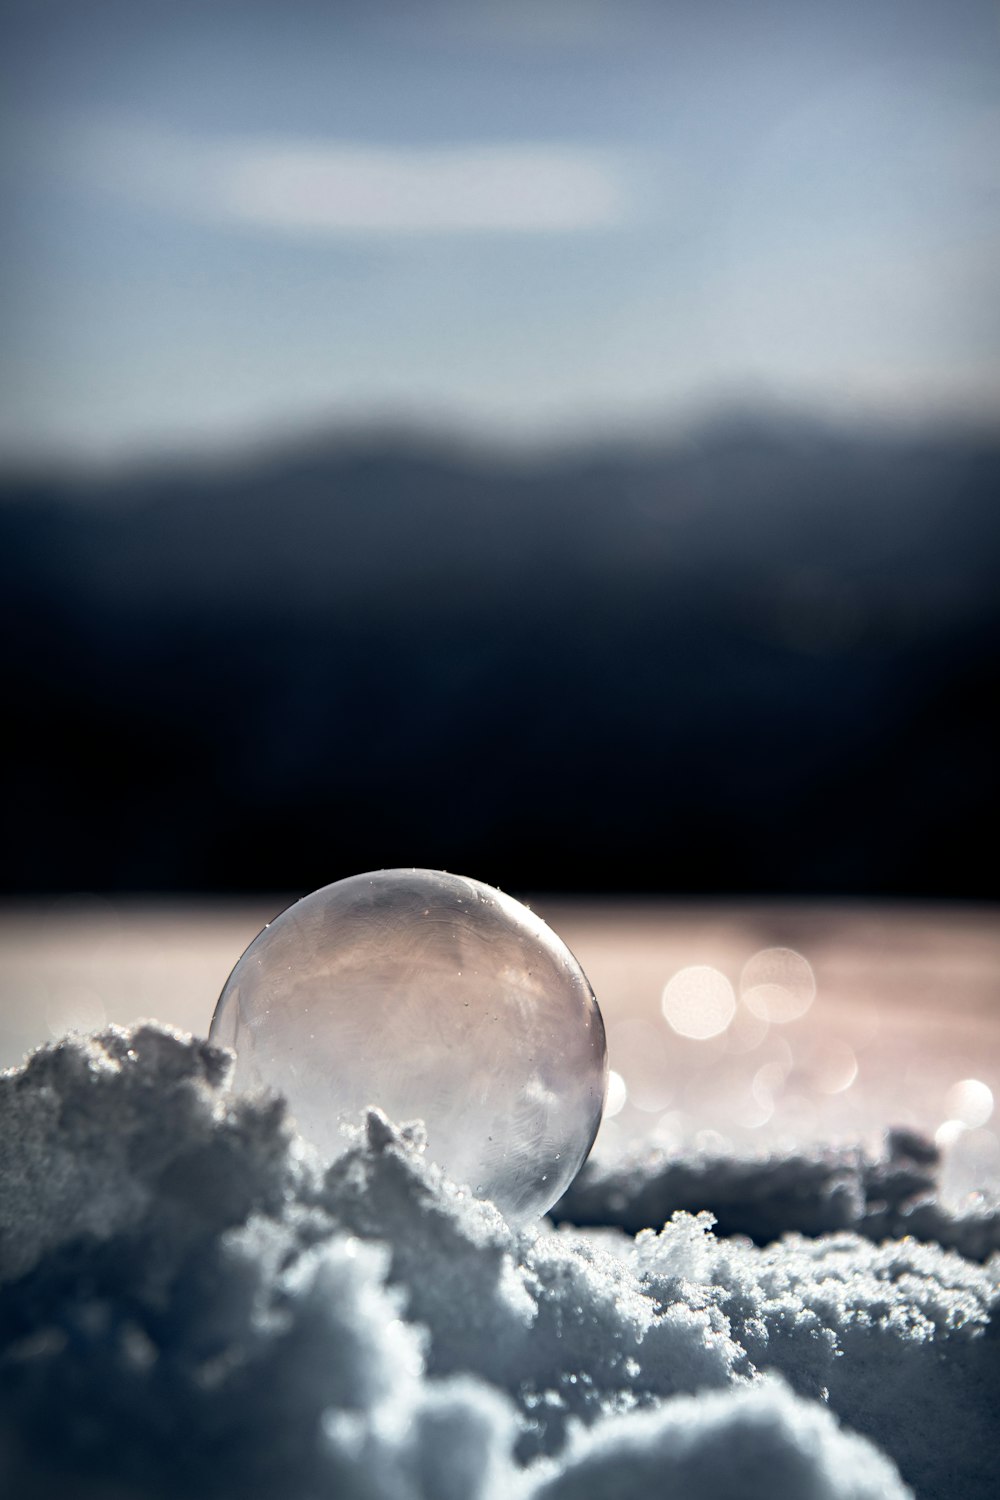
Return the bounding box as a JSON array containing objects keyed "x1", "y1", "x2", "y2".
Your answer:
[{"x1": 3, "y1": 385, "x2": 999, "y2": 483}]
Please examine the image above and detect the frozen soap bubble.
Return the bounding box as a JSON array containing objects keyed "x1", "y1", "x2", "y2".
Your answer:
[{"x1": 209, "y1": 869, "x2": 607, "y2": 1220}]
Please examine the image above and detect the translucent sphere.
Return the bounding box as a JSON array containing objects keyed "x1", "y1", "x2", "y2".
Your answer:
[{"x1": 209, "y1": 869, "x2": 607, "y2": 1220}]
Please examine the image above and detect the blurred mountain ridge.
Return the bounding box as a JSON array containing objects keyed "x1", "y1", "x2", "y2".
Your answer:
[{"x1": 2, "y1": 409, "x2": 997, "y2": 895}]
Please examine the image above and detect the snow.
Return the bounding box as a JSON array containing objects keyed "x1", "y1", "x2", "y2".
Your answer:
[
  {"x1": 556, "y1": 1128, "x2": 1000, "y2": 1262},
  {"x1": 2, "y1": 1024, "x2": 997, "y2": 1499}
]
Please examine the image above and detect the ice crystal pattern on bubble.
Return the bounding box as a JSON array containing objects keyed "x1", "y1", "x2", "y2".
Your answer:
[{"x1": 209, "y1": 869, "x2": 607, "y2": 1219}]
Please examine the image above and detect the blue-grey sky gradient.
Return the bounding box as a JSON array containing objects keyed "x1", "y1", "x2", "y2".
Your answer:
[{"x1": 1, "y1": 0, "x2": 998, "y2": 461}]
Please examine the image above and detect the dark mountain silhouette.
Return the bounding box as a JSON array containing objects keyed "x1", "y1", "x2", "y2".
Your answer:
[{"x1": 2, "y1": 412, "x2": 997, "y2": 896}]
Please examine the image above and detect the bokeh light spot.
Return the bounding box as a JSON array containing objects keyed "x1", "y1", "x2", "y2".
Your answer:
[
  {"x1": 724, "y1": 1003, "x2": 770, "y2": 1054},
  {"x1": 608, "y1": 1018, "x2": 674, "y2": 1112},
  {"x1": 944, "y1": 1078, "x2": 994, "y2": 1129},
  {"x1": 741, "y1": 947, "x2": 816, "y2": 1023},
  {"x1": 661, "y1": 965, "x2": 736, "y2": 1040},
  {"x1": 935, "y1": 1119, "x2": 967, "y2": 1151},
  {"x1": 604, "y1": 1069, "x2": 627, "y2": 1119},
  {"x1": 812, "y1": 1041, "x2": 858, "y2": 1095}
]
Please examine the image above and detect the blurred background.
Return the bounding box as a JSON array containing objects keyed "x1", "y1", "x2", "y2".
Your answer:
[
  {"x1": 2, "y1": 0, "x2": 999, "y2": 898},
  {"x1": 1, "y1": 1, "x2": 998, "y2": 1178}
]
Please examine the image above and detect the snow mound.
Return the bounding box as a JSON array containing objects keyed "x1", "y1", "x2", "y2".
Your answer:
[
  {"x1": 2, "y1": 1024, "x2": 997, "y2": 1499},
  {"x1": 555, "y1": 1131, "x2": 1000, "y2": 1262}
]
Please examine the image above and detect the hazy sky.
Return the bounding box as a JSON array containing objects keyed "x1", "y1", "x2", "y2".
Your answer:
[{"x1": 1, "y1": 0, "x2": 998, "y2": 462}]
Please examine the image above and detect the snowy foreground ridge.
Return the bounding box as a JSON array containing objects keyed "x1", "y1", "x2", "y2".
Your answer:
[{"x1": 1, "y1": 1026, "x2": 997, "y2": 1500}]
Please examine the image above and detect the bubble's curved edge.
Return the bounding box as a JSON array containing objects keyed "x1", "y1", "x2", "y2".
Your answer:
[
  {"x1": 211, "y1": 868, "x2": 605, "y2": 1009},
  {"x1": 547, "y1": 972, "x2": 610, "y2": 1210},
  {"x1": 209, "y1": 868, "x2": 610, "y2": 1223}
]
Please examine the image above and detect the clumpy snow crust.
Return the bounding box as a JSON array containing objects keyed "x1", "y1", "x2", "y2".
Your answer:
[{"x1": 1, "y1": 1026, "x2": 997, "y2": 1500}]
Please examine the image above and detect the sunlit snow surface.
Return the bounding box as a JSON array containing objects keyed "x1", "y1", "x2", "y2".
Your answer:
[{"x1": 2, "y1": 1024, "x2": 999, "y2": 1499}]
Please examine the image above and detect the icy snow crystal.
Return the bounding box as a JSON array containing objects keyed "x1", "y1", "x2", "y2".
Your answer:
[{"x1": 1, "y1": 1025, "x2": 997, "y2": 1499}]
